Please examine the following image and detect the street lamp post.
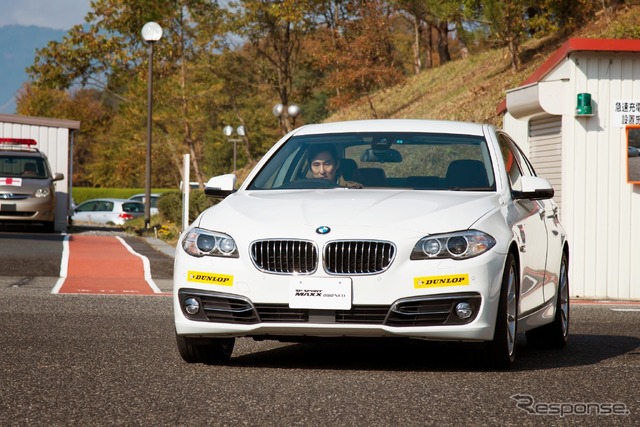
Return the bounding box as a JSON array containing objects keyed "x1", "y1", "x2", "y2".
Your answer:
[
  {"x1": 272, "y1": 103, "x2": 301, "y2": 134},
  {"x1": 223, "y1": 125, "x2": 245, "y2": 172},
  {"x1": 141, "y1": 21, "x2": 162, "y2": 229}
]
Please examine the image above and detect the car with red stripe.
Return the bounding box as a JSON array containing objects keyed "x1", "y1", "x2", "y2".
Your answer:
[{"x1": 0, "y1": 138, "x2": 64, "y2": 232}]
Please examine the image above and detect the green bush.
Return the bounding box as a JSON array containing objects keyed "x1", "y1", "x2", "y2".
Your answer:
[
  {"x1": 157, "y1": 192, "x2": 182, "y2": 224},
  {"x1": 157, "y1": 190, "x2": 218, "y2": 224}
]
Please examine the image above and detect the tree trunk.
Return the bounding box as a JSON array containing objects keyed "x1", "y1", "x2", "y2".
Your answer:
[
  {"x1": 425, "y1": 23, "x2": 433, "y2": 69},
  {"x1": 412, "y1": 14, "x2": 422, "y2": 75},
  {"x1": 436, "y1": 21, "x2": 451, "y2": 65},
  {"x1": 508, "y1": 37, "x2": 521, "y2": 71}
]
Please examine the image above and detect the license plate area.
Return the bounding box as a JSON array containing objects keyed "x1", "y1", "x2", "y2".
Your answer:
[{"x1": 289, "y1": 277, "x2": 352, "y2": 310}]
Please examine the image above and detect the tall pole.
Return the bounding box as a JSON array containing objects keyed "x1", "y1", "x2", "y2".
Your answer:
[
  {"x1": 233, "y1": 139, "x2": 237, "y2": 172},
  {"x1": 141, "y1": 21, "x2": 161, "y2": 230},
  {"x1": 144, "y1": 42, "x2": 153, "y2": 229}
]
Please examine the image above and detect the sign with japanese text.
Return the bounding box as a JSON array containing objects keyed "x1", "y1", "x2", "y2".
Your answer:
[{"x1": 613, "y1": 100, "x2": 640, "y2": 127}]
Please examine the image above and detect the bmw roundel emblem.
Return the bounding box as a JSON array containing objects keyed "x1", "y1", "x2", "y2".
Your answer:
[{"x1": 316, "y1": 226, "x2": 331, "y2": 235}]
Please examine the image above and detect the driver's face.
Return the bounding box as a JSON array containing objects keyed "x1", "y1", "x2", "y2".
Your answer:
[{"x1": 310, "y1": 151, "x2": 337, "y2": 181}]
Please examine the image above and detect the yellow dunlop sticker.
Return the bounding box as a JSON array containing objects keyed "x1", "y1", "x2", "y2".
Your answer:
[
  {"x1": 414, "y1": 274, "x2": 469, "y2": 288},
  {"x1": 187, "y1": 271, "x2": 233, "y2": 286}
]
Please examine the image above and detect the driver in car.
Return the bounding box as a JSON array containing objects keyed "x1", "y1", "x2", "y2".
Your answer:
[
  {"x1": 308, "y1": 144, "x2": 362, "y2": 188},
  {"x1": 308, "y1": 144, "x2": 339, "y2": 181}
]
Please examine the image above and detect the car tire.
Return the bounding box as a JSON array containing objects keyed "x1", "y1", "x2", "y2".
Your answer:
[
  {"x1": 483, "y1": 252, "x2": 519, "y2": 370},
  {"x1": 176, "y1": 332, "x2": 235, "y2": 364},
  {"x1": 526, "y1": 252, "x2": 570, "y2": 349}
]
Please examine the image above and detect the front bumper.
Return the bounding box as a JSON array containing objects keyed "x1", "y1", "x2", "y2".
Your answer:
[
  {"x1": 173, "y1": 246, "x2": 506, "y2": 342},
  {"x1": 175, "y1": 288, "x2": 492, "y2": 341},
  {"x1": 0, "y1": 195, "x2": 55, "y2": 222}
]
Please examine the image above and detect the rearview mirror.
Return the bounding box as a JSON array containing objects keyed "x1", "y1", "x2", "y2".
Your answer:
[{"x1": 360, "y1": 148, "x2": 402, "y2": 163}]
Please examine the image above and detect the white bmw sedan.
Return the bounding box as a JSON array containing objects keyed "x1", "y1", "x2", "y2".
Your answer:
[{"x1": 173, "y1": 119, "x2": 569, "y2": 369}]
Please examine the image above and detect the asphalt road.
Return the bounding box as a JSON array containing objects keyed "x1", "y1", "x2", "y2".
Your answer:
[
  {"x1": 0, "y1": 227, "x2": 174, "y2": 291},
  {"x1": 0, "y1": 229, "x2": 639, "y2": 426}
]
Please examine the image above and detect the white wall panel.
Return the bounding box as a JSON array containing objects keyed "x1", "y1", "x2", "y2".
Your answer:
[{"x1": 566, "y1": 53, "x2": 640, "y2": 299}]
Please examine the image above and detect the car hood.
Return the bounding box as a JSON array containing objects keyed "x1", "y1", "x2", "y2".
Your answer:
[{"x1": 196, "y1": 189, "x2": 502, "y2": 239}]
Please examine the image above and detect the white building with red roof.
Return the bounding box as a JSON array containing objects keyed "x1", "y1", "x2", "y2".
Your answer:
[{"x1": 499, "y1": 38, "x2": 640, "y2": 300}]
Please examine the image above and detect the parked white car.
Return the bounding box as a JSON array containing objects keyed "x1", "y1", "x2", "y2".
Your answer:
[
  {"x1": 628, "y1": 146, "x2": 640, "y2": 157},
  {"x1": 173, "y1": 119, "x2": 569, "y2": 369},
  {"x1": 71, "y1": 198, "x2": 144, "y2": 226}
]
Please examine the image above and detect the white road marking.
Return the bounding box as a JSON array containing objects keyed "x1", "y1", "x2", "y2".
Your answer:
[
  {"x1": 116, "y1": 236, "x2": 162, "y2": 294},
  {"x1": 51, "y1": 234, "x2": 70, "y2": 294}
]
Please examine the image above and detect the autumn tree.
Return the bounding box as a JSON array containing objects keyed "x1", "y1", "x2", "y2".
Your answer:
[
  {"x1": 482, "y1": 0, "x2": 529, "y2": 70},
  {"x1": 394, "y1": 0, "x2": 431, "y2": 74},
  {"x1": 526, "y1": 0, "x2": 604, "y2": 36},
  {"x1": 16, "y1": 84, "x2": 112, "y2": 186},
  {"x1": 27, "y1": 0, "x2": 231, "y2": 188},
  {"x1": 317, "y1": 0, "x2": 404, "y2": 116},
  {"x1": 233, "y1": 0, "x2": 320, "y2": 134}
]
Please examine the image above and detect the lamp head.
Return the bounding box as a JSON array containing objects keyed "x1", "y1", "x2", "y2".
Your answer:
[{"x1": 142, "y1": 22, "x2": 163, "y2": 43}]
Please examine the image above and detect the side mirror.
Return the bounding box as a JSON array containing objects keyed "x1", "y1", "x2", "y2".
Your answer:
[
  {"x1": 512, "y1": 176, "x2": 554, "y2": 200},
  {"x1": 53, "y1": 173, "x2": 64, "y2": 182},
  {"x1": 204, "y1": 174, "x2": 237, "y2": 198}
]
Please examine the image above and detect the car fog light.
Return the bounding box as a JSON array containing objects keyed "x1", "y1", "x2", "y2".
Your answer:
[
  {"x1": 455, "y1": 302, "x2": 473, "y2": 319},
  {"x1": 184, "y1": 297, "x2": 200, "y2": 315}
]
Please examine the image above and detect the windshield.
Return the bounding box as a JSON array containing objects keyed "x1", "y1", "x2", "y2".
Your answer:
[
  {"x1": 0, "y1": 156, "x2": 49, "y2": 179},
  {"x1": 247, "y1": 132, "x2": 496, "y2": 191}
]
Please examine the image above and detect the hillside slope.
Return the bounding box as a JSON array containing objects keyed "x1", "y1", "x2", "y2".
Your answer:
[{"x1": 326, "y1": 4, "x2": 640, "y2": 128}]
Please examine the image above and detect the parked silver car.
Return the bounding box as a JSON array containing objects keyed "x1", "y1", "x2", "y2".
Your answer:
[
  {"x1": 0, "y1": 138, "x2": 64, "y2": 232},
  {"x1": 71, "y1": 198, "x2": 145, "y2": 226},
  {"x1": 128, "y1": 193, "x2": 160, "y2": 216}
]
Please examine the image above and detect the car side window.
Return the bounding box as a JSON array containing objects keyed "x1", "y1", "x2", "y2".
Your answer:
[
  {"x1": 123, "y1": 202, "x2": 143, "y2": 213},
  {"x1": 497, "y1": 133, "x2": 527, "y2": 192},
  {"x1": 513, "y1": 143, "x2": 537, "y2": 177},
  {"x1": 95, "y1": 201, "x2": 113, "y2": 212},
  {"x1": 77, "y1": 201, "x2": 97, "y2": 212}
]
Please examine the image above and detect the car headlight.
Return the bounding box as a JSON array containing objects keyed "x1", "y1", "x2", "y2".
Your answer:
[
  {"x1": 182, "y1": 228, "x2": 239, "y2": 258},
  {"x1": 35, "y1": 187, "x2": 51, "y2": 198},
  {"x1": 411, "y1": 230, "x2": 496, "y2": 260}
]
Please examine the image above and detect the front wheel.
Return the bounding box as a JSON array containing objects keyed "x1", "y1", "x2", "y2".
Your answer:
[
  {"x1": 526, "y1": 252, "x2": 570, "y2": 349},
  {"x1": 483, "y1": 253, "x2": 519, "y2": 370},
  {"x1": 176, "y1": 333, "x2": 235, "y2": 364}
]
